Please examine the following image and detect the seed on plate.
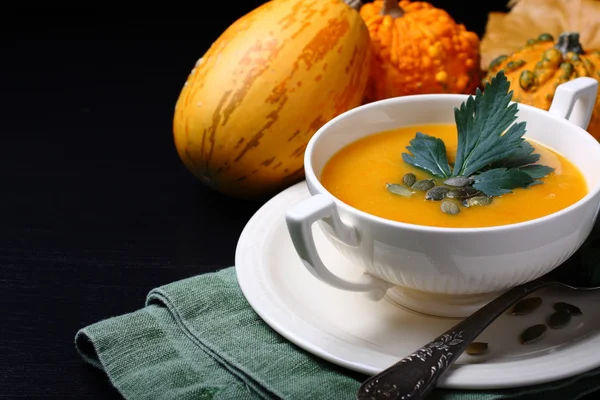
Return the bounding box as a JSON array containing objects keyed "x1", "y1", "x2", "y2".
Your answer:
[
  {"x1": 466, "y1": 342, "x2": 488, "y2": 355},
  {"x1": 446, "y1": 187, "x2": 481, "y2": 200},
  {"x1": 425, "y1": 186, "x2": 450, "y2": 201},
  {"x1": 441, "y1": 200, "x2": 460, "y2": 215},
  {"x1": 510, "y1": 296, "x2": 542, "y2": 315},
  {"x1": 553, "y1": 301, "x2": 582, "y2": 316},
  {"x1": 548, "y1": 310, "x2": 571, "y2": 329},
  {"x1": 443, "y1": 176, "x2": 474, "y2": 187},
  {"x1": 412, "y1": 179, "x2": 435, "y2": 192},
  {"x1": 386, "y1": 183, "x2": 413, "y2": 197},
  {"x1": 519, "y1": 324, "x2": 547, "y2": 344},
  {"x1": 402, "y1": 173, "x2": 417, "y2": 187},
  {"x1": 462, "y1": 195, "x2": 493, "y2": 208}
]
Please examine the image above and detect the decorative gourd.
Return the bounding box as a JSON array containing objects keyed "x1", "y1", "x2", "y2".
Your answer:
[
  {"x1": 480, "y1": 0, "x2": 600, "y2": 70},
  {"x1": 173, "y1": 0, "x2": 371, "y2": 200},
  {"x1": 484, "y1": 32, "x2": 600, "y2": 140},
  {"x1": 357, "y1": 0, "x2": 481, "y2": 102}
]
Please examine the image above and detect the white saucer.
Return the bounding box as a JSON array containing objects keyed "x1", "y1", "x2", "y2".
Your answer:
[{"x1": 235, "y1": 181, "x2": 600, "y2": 389}]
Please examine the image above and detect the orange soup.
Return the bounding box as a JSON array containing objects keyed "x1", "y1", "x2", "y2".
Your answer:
[{"x1": 320, "y1": 124, "x2": 588, "y2": 228}]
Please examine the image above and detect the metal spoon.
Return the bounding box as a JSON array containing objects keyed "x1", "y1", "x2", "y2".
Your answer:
[{"x1": 356, "y1": 231, "x2": 600, "y2": 400}]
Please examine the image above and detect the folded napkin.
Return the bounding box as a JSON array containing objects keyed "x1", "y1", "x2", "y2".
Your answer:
[{"x1": 75, "y1": 267, "x2": 600, "y2": 400}]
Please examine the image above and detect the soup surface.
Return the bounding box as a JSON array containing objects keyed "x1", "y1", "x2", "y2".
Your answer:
[{"x1": 320, "y1": 124, "x2": 587, "y2": 228}]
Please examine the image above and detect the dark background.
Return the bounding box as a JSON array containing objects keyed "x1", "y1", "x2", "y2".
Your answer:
[{"x1": 1, "y1": 2, "x2": 512, "y2": 399}]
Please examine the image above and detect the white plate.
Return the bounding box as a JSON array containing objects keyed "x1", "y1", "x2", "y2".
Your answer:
[{"x1": 235, "y1": 181, "x2": 600, "y2": 389}]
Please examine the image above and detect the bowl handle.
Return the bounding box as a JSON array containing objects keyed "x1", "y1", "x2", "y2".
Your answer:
[
  {"x1": 285, "y1": 194, "x2": 393, "y2": 301},
  {"x1": 548, "y1": 77, "x2": 598, "y2": 130}
]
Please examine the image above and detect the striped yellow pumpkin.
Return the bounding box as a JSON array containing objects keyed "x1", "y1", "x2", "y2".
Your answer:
[{"x1": 173, "y1": 0, "x2": 371, "y2": 200}]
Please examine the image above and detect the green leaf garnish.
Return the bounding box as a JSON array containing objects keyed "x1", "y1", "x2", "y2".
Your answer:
[
  {"x1": 519, "y1": 164, "x2": 555, "y2": 180},
  {"x1": 452, "y1": 72, "x2": 529, "y2": 177},
  {"x1": 490, "y1": 141, "x2": 540, "y2": 169},
  {"x1": 401, "y1": 70, "x2": 554, "y2": 199},
  {"x1": 401, "y1": 132, "x2": 452, "y2": 178},
  {"x1": 472, "y1": 168, "x2": 535, "y2": 196}
]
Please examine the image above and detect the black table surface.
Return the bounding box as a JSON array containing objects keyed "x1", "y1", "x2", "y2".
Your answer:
[{"x1": 8, "y1": 3, "x2": 591, "y2": 399}]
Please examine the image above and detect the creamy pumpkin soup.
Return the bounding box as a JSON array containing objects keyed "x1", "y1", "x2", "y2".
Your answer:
[{"x1": 320, "y1": 123, "x2": 587, "y2": 228}]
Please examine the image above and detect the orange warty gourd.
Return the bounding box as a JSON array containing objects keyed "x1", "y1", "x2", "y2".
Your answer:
[
  {"x1": 480, "y1": 0, "x2": 600, "y2": 70},
  {"x1": 484, "y1": 32, "x2": 600, "y2": 141},
  {"x1": 357, "y1": 0, "x2": 481, "y2": 102},
  {"x1": 173, "y1": 0, "x2": 371, "y2": 200}
]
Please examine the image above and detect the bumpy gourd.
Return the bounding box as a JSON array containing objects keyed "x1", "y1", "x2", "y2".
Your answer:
[
  {"x1": 480, "y1": 0, "x2": 600, "y2": 70},
  {"x1": 173, "y1": 0, "x2": 371, "y2": 200},
  {"x1": 357, "y1": 0, "x2": 481, "y2": 102},
  {"x1": 484, "y1": 32, "x2": 600, "y2": 141}
]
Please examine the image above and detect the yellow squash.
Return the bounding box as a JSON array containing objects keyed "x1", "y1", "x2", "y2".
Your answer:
[{"x1": 173, "y1": 0, "x2": 371, "y2": 200}]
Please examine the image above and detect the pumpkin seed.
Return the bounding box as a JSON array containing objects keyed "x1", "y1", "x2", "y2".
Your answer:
[
  {"x1": 489, "y1": 54, "x2": 508, "y2": 70},
  {"x1": 446, "y1": 187, "x2": 481, "y2": 200},
  {"x1": 519, "y1": 324, "x2": 547, "y2": 344},
  {"x1": 510, "y1": 296, "x2": 542, "y2": 315},
  {"x1": 538, "y1": 33, "x2": 554, "y2": 42},
  {"x1": 386, "y1": 183, "x2": 412, "y2": 197},
  {"x1": 441, "y1": 200, "x2": 460, "y2": 215},
  {"x1": 548, "y1": 310, "x2": 571, "y2": 329},
  {"x1": 526, "y1": 38, "x2": 538, "y2": 46},
  {"x1": 466, "y1": 342, "x2": 488, "y2": 356},
  {"x1": 506, "y1": 59, "x2": 526, "y2": 71},
  {"x1": 412, "y1": 179, "x2": 435, "y2": 192},
  {"x1": 443, "y1": 176, "x2": 473, "y2": 187},
  {"x1": 425, "y1": 186, "x2": 450, "y2": 201},
  {"x1": 402, "y1": 173, "x2": 416, "y2": 187},
  {"x1": 519, "y1": 70, "x2": 535, "y2": 91},
  {"x1": 553, "y1": 301, "x2": 582, "y2": 316},
  {"x1": 462, "y1": 195, "x2": 493, "y2": 208},
  {"x1": 569, "y1": 52, "x2": 580, "y2": 61}
]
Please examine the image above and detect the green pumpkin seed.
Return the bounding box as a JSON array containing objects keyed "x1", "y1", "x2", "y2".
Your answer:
[
  {"x1": 466, "y1": 342, "x2": 488, "y2": 356},
  {"x1": 425, "y1": 186, "x2": 450, "y2": 201},
  {"x1": 386, "y1": 183, "x2": 412, "y2": 197},
  {"x1": 538, "y1": 33, "x2": 554, "y2": 42},
  {"x1": 520, "y1": 324, "x2": 547, "y2": 345},
  {"x1": 548, "y1": 310, "x2": 571, "y2": 329},
  {"x1": 446, "y1": 187, "x2": 481, "y2": 200},
  {"x1": 510, "y1": 296, "x2": 542, "y2": 315},
  {"x1": 462, "y1": 195, "x2": 493, "y2": 208},
  {"x1": 489, "y1": 54, "x2": 508, "y2": 70},
  {"x1": 443, "y1": 176, "x2": 473, "y2": 187},
  {"x1": 519, "y1": 70, "x2": 535, "y2": 90},
  {"x1": 402, "y1": 173, "x2": 416, "y2": 187},
  {"x1": 412, "y1": 179, "x2": 435, "y2": 192},
  {"x1": 441, "y1": 200, "x2": 460, "y2": 215},
  {"x1": 506, "y1": 59, "x2": 526, "y2": 71},
  {"x1": 553, "y1": 301, "x2": 582, "y2": 316}
]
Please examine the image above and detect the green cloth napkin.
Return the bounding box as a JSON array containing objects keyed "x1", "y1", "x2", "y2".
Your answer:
[{"x1": 75, "y1": 267, "x2": 600, "y2": 400}]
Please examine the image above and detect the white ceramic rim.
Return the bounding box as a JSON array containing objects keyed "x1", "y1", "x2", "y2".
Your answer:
[{"x1": 304, "y1": 94, "x2": 600, "y2": 233}]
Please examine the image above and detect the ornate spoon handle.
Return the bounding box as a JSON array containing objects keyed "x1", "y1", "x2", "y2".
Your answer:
[{"x1": 356, "y1": 278, "x2": 551, "y2": 400}]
